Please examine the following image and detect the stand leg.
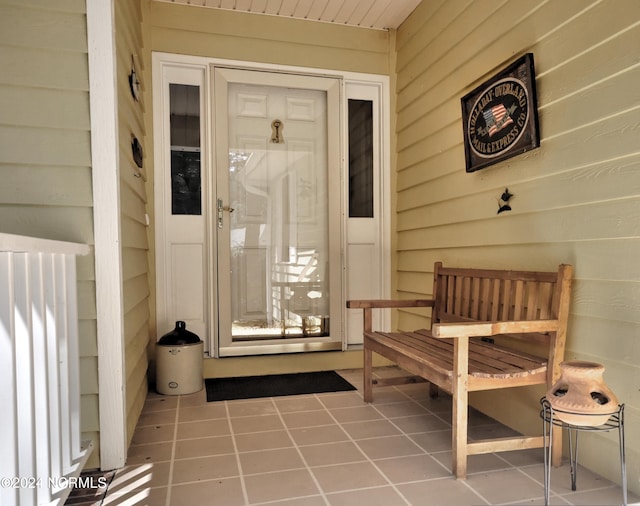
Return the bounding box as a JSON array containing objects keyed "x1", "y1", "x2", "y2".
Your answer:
[
  {"x1": 619, "y1": 406, "x2": 627, "y2": 506},
  {"x1": 543, "y1": 402, "x2": 627, "y2": 506},
  {"x1": 543, "y1": 402, "x2": 552, "y2": 506},
  {"x1": 568, "y1": 427, "x2": 579, "y2": 491}
]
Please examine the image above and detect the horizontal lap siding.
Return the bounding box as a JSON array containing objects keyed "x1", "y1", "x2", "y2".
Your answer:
[
  {"x1": 0, "y1": 0, "x2": 99, "y2": 467},
  {"x1": 146, "y1": 2, "x2": 390, "y2": 75},
  {"x1": 394, "y1": 0, "x2": 640, "y2": 492},
  {"x1": 115, "y1": 0, "x2": 150, "y2": 448}
]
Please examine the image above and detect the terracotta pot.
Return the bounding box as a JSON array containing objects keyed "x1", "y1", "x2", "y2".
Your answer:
[{"x1": 546, "y1": 361, "x2": 619, "y2": 426}]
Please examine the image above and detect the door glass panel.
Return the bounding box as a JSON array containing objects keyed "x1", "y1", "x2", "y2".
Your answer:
[
  {"x1": 170, "y1": 84, "x2": 201, "y2": 215},
  {"x1": 348, "y1": 99, "x2": 374, "y2": 218},
  {"x1": 227, "y1": 82, "x2": 330, "y2": 341}
]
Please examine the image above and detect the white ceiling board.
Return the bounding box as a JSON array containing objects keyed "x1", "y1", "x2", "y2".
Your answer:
[{"x1": 155, "y1": 0, "x2": 422, "y2": 30}]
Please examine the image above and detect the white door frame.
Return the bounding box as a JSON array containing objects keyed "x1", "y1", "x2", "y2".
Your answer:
[{"x1": 152, "y1": 52, "x2": 391, "y2": 356}]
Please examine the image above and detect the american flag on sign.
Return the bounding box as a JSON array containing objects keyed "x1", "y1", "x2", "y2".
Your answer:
[{"x1": 483, "y1": 104, "x2": 514, "y2": 137}]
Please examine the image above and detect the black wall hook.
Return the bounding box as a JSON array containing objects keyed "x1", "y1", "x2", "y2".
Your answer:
[
  {"x1": 501, "y1": 188, "x2": 514, "y2": 202},
  {"x1": 497, "y1": 187, "x2": 514, "y2": 214}
]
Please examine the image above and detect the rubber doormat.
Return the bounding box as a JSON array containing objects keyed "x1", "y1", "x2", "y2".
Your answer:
[{"x1": 206, "y1": 371, "x2": 356, "y2": 402}]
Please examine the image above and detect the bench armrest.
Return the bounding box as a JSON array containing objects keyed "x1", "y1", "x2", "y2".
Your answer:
[
  {"x1": 347, "y1": 299, "x2": 435, "y2": 309},
  {"x1": 432, "y1": 319, "x2": 561, "y2": 338}
]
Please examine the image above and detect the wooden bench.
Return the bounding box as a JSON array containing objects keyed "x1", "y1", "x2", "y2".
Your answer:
[{"x1": 347, "y1": 262, "x2": 573, "y2": 479}]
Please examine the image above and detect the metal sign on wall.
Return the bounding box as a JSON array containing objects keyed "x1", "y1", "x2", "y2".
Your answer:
[{"x1": 461, "y1": 53, "x2": 540, "y2": 173}]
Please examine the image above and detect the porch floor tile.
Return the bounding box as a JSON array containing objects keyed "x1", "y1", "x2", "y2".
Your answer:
[{"x1": 71, "y1": 367, "x2": 636, "y2": 505}]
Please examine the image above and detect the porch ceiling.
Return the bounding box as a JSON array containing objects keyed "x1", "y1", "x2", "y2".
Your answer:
[{"x1": 153, "y1": 0, "x2": 421, "y2": 30}]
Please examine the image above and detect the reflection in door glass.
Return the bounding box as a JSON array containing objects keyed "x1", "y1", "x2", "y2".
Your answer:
[
  {"x1": 226, "y1": 83, "x2": 330, "y2": 341},
  {"x1": 170, "y1": 84, "x2": 201, "y2": 215},
  {"x1": 348, "y1": 99, "x2": 374, "y2": 218}
]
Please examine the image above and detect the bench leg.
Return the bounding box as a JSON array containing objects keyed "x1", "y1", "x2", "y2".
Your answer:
[
  {"x1": 363, "y1": 346, "x2": 373, "y2": 403},
  {"x1": 452, "y1": 391, "x2": 468, "y2": 479},
  {"x1": 452, "y1": 338, "x2": 469, "y2": 479}
]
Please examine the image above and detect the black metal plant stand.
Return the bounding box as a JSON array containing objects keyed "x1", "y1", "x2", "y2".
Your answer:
[{"x1": 540, "y1": 397, "x2": 627, "y2": 506}]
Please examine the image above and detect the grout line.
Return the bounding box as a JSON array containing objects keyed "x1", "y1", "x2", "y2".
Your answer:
[
  {"x1": 164, "y1": 395, "x2": 181, "y2": 506},
  {"x1": 365, "y1": 384, "x2": 453, "y2": 476},
  {"x1": 374, "y1": 384, "x2": 491, "y2": 505},
  {"x1": 270, "y1": 396, "x2": 331, "y2": 506},
  {"x1": 315, "y1": 390, "x2": 413, "y2": 505},
  {"x1": 225, "y1": 400, "x2": 250, "y2": 505},
  {"x1": 459, "y1": 477, "x2": 492, "y2": 505},
  {"x1": 381, "y1": 380, "x2": 553, "y2": 505},
  {"x1": 98, "y1": 371, "x2": 635, "y2": 506}
]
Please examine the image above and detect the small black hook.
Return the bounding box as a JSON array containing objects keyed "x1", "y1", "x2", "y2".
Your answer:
[
  {"x1": 497, "y1": 187, "x2": 513, "y2": 214},
  {"x1": 501, "y1": 188, "x2": 514, "y2": 202}
]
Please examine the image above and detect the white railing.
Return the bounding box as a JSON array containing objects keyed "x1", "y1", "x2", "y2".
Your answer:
[{"x1": 0, "y1": 234, "x2": 93, "y2": 506}]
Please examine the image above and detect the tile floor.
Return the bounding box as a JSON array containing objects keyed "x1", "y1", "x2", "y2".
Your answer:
[{"x1": 90, "y1": 368, "x2": 635, "y2": 505}]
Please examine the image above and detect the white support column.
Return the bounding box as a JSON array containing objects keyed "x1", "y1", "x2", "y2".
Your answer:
[{"x1": 86, "y1": 0, "x2": 128, "y2": 470}]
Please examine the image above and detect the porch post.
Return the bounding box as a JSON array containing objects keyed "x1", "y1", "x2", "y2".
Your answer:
[{"x1": 86, "y1": 0, "x2": 127, "y2": 470}]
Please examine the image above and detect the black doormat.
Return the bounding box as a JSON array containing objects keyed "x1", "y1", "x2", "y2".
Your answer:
[{"x1": 205, "y1": 371, "x2": 356, "y2": 402}]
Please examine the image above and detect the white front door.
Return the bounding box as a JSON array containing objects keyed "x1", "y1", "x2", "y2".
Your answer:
[
  {"x1": 213, "y1": 68, "x2": 343, "y2": 356},
  {"x1": 153, "y1": 54, "x2": 390, "y2": 355}
]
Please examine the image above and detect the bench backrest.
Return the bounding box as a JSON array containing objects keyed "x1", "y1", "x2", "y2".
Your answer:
[
  {"x1": 432, "y1": 262, "x2": 573, "y2": 385},
  {"x1": 432, "y1": 262, "x2": 573, "y2": 327}
]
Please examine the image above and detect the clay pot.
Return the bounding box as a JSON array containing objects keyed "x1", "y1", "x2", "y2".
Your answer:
[{"x1": 546, "y1": 361, "x2": 619, "y2": 426}]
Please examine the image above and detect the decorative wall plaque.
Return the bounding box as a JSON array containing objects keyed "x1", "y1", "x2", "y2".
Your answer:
[{"x1": 461, "y1": 53, "x2": 540, "y2": 173}]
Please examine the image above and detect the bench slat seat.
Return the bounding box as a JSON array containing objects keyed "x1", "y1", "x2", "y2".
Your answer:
[
  {"x1": 348, "y1": 262, "x2": 573, "y2": 479},
  {"x1": 365, "y1": 330, "x2": 547, "y2": 382}
]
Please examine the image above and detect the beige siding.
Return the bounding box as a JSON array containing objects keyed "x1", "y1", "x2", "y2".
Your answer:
[
  {"x1": 145, "y1": 2, "x2": 390, "y2": 75},
  {"x1": 0, "y1": 0, "x2": 99, "y2": 468},
  {"x1": 395, "y1": 0, "x2": 640, "y2": 490},
  {"x1": 115, "y1": 0, "x2": 150, "y2": 447}
]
